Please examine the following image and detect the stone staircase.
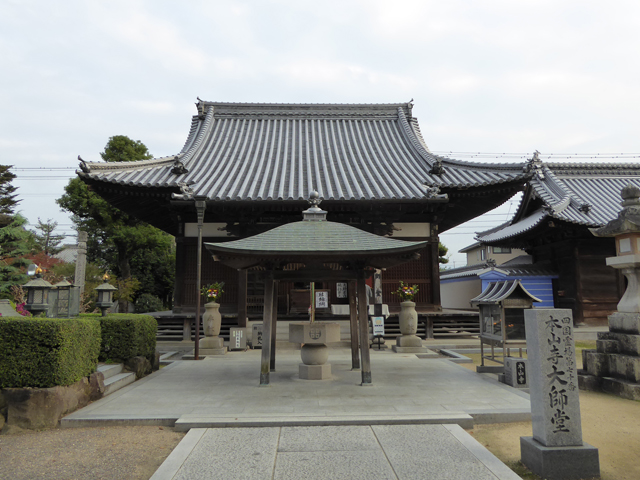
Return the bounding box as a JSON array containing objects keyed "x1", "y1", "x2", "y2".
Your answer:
[{"x1": 97, "y1": 363, "x2": 136, "y2": 396}]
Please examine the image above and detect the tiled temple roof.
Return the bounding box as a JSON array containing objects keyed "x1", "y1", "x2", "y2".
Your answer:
[
  {"x1": 78, "y1": 101, "x2": 529, "y2": 203},
  {"x1": 440, "y1": 256, "x2": 557, "y2": 281},
  {"x1": 477, "y1": 161, "x2": 640, "y2": 243}
]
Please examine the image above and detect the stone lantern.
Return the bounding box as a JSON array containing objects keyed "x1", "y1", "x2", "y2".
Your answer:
[
  {"x1": 51, "y1": 279, "x2": 80, "y2": 318},
  {"x1": 580, "y1": 183, "x2": 640, "y2": 401},
  {"x1": 23, "y1": 267, "x2": 53, "y2": 316},
  {"x1": 591, "y1": 183, "x2": 640, "y2": 312},
  {"x1": 95, "y1": 274, "x2": 117, "y2": 317}
]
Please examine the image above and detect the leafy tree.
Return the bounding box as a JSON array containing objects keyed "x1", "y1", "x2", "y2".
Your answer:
[
  {"x1": 31, "y1": 218, "x2": 65, "y2": 255},
  {"x1": 0, "y1": 214, "x2": 36, "y2": 298},
  {"x1": 100, "y1": 135, "x2": 153, "y2": 163},
  {"x1": 57, "y1": 135, "x2": 174, "y2": 311},
  {"x1": 438, "y1": 241, "x2": 449, "y2": 264},
  {"x1": 0, "y1": 165, "x2": 19, "y2": 215}
]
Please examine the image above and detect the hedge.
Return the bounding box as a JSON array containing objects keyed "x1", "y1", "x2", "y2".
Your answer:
[
  {"x1": 0, "y1": 317, "x2": 101, "y2": 388},
  {"x1": 95, "y1": 314, "x2": 157, "y2": 363}
]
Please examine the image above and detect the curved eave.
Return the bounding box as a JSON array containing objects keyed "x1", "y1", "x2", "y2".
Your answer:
[
  {"x1": 79, "y1": 176, "x2": 181, "y2": 234},
  {"x1": 477, "y1": 209, "x2": 549, "y2": 244},
  {"x1": 205, "y1": 242, "x2": 428, "y2": 258},
  {"x1": 471, "y1": 280, "x2": 542, "y2": 304},
  {"x1": 207, "y1": 250, "x2": 424, "y2": 271}
]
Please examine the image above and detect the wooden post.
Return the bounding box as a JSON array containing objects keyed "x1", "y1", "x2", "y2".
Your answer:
[
  {"x1": 270, "y1": 280, "x2": 278, "y2": 371},
  {"x1": 260, "y1": 273, "x2": 274, "y2": 386},
  {"x1": 237, "y1": 269, "x2": 248, "y2": 328},
  {"x1": 357, "y1": 271, "x2": 372, "y2": 385},
  {"x1": 431, "y1": 225, "x2": 442, "y2": 309},
  {"x1": 183, "y1": 317, "x2": 191, "y2": 342},
  {"x1": 425, "y1": 315, "x2": 434, "y2": 339},
  {"x1": 349, "y1": 279, "x2": 360, "y2": 370}
]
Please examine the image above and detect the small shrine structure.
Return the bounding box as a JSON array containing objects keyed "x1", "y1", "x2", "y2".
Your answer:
[{"x1": 204, "y1": 193, "x2": 429, "y2": 386}]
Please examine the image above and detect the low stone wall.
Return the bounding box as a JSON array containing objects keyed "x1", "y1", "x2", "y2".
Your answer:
[{"x1": 0, "y1": 372, "x2": 105, "y2": 430}]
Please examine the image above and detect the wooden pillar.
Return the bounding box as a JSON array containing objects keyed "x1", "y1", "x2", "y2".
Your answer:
[
  {"x1": 260, "y1": 272, "x2": 275, "y2": 386},
  {"x1": 237, "y1": 269, "x2": 248, "y2": 328},
  {"x1": 425, "y1": 315, "x2": 434, "y2": 339},
  {"x1": 270, "y1": 280, "x2": 278, "y2": 371},
  {"x1": 357, "y1": 271, "x2": 372, "y2": 385},
  {"x1": 349, "y1": 279, "x2": 360, "y2": 370},
  {"x1": 431, "y1": 225, "x2": 442, "y2": 309},
  {"x1": 183, "y1": 317, "x2": 191, "y2": 342}
]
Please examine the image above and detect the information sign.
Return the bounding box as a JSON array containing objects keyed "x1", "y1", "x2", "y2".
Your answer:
[
  {"x1": 316, "y1": 291, "x2": 329, "y2": 308},
  {"x1": 372, "y1": 316, "x2": 385, "y2": 336}
]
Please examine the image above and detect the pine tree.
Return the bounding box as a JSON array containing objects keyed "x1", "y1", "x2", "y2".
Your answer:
[
  {"x1": 32, "y1": 218, "x2": 66, "y2": 255},
  {"x1": 0, "y1": 165, "x2": 19, "y2": 215},
  {"x1": 0, "y1": 214, "x2": 36, "y2": 298}
]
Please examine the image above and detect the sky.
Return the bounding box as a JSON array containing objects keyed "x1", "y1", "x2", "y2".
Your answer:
[{"x1": 2, "y1": 0, "x2": 640, "y2": 267}]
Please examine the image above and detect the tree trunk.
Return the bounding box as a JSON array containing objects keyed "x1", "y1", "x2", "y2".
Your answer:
[{"x1": 116, "y1": 242, "x2": 132, "y2": 313}]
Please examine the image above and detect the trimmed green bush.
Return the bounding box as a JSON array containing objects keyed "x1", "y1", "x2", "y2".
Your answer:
[
  {"x1": 134, "y1": 293, "x2": 164, "y2": 313},
  {"x1": 0, "y1": 317, "x2": 101, "y2": 388},
  {"x1": 96, "y1": 314, "x2": 157, "y2": 363}
]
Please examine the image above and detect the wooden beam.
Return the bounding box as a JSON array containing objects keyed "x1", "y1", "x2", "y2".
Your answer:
[
  {"x1": 357, "y1": 271, "x2": 372, "y2": 385},
  {"x1": 270, "y1": 280, "x2": 278, "y2": 371},
  {"x1": 271, "y1": 270, "x2": 359, "y2": 281},
  {"x1": 349, "y1": 280, "x2": 360, "y2": 370},
  {"x1": 260, "y1": 272, "x2": 274, "y2": 386},
  {"x1": 237, "y1": 269, "x2": 247, "y2": 328}
]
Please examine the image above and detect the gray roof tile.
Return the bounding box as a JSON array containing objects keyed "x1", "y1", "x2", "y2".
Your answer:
[
  {"x1": 477, "y1": 162, "x2": 640, "y2": 243},
  {"x1": 78, "y1": 101, "x2": 528, "y2": 202}
]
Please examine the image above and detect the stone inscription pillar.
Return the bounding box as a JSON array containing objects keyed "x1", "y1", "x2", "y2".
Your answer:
[
  {"x1": 74, "y1": 231, "x2": 88, "y2": 295},
  {"x1": 521, "y1": 308, "x2": 599, "y2": 480}
]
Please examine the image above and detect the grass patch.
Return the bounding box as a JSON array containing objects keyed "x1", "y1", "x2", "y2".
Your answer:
[{"x1": 504, "y1": 461, "x2": 541, "y2": 479}]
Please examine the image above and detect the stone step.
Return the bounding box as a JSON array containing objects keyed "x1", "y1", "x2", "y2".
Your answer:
[
  {"x1": 104, "y1": 372, "x2": 136, "y2": 396},
  {"x1": 98, "y1": 363, "x2": 123, "y2": 380},
  {"x1": 159, "y1": 351, "x2": 178, "y2": 365}
]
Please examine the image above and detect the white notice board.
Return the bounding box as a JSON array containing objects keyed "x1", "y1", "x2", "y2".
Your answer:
[
  {"x1": 372, "y1": 316, "x2": 385, "y2": 336},
  {"x1": 336, "y1": 282, "x2": 348, "y2": 299},
  {"x1": 316, "y1": 291, "x2": 329, "y2": 308}
]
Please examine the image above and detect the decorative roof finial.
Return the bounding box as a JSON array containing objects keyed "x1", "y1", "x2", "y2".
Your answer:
[
  {"x1": 78, "y1": 155, "x2": 90, "y2": 173},
  {"x1": 303, "y1": 190, "x2": 327, "y2": 221},
  {"x1": 308, "y1": 190, "x2": 321, "y2": 208},
  {"x1": 523, "y1": 150, "x2": 544, "y2": 179}
]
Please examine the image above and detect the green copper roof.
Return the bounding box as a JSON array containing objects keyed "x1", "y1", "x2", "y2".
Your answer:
[{"x1": 205, "y1": 220, "x2": 427, "y2": 256}]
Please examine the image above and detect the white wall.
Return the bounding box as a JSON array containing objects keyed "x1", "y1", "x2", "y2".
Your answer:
[{"x1": 440, "y1": 278, "x2": 482, "y2": 310}]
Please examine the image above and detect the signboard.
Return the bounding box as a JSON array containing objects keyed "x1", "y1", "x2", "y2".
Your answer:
[
  {"x1": 336, "y1": 282, "x2": 348, "y2": 299},
  {"x1": 252, "y1": 324, "x2": 263, "y2": 348},
  {"x1": 229, "y1": 327, "x2": 247, "y2": 351},
  {"x1": 316, "y1": 291, "x2": 329, "y2": 308},
  {"x1": 372, "y1": 316, "x2": 385, "y2": 336}
]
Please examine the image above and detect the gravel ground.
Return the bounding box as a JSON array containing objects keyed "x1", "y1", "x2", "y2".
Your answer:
[{"x1": 0, "y1": 425, "x2": 185, "y2": 480}]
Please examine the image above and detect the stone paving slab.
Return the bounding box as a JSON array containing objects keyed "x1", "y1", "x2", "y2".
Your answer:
[
  {"x1": 63, "y1": 348, "x2": 531, "y2": 428},
  {"x1": 173, "y1": 413, "x2": 474, "y2": 431},
  {"x1": 150, "y1": 424, "x2": 522, "y2": 480}
]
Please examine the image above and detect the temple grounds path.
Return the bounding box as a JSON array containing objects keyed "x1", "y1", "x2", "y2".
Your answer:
[{"x1": 0, "y1": 337, "x2": 638, "y2": 479}]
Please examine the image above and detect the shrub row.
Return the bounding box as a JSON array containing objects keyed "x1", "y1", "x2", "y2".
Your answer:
[
  {"x1": 93, "y1": 314, "x2": 157, "y2": 363},
  {"x1": 0, "y1": 317, "x2": 101, "y2": 388},
  {"x1": 0, "y1": 314, "x2": 157, "y2": 388}
]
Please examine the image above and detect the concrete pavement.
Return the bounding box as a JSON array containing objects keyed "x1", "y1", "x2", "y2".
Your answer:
[
  {"x1": 63, "y1": 343, "x2": 532, "y2": 479},
  {"x1": 150, "y1": 424, "x2": 522, "y2": 480},
  {"x1": 62, "y1": 346, "x2": 531, "y2": 429}
]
